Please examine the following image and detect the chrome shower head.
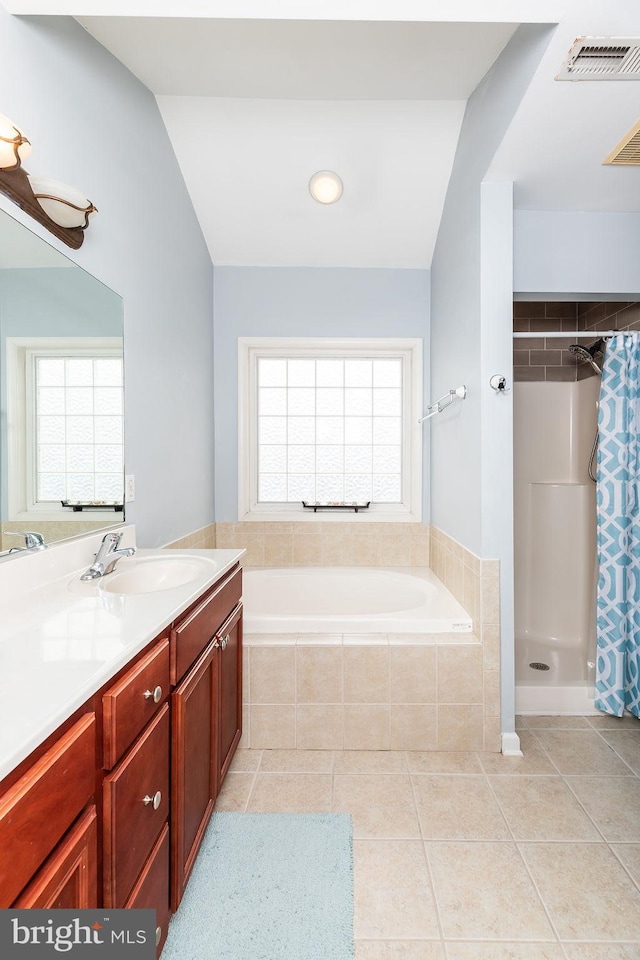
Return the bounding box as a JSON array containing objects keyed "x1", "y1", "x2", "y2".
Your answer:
[{"x1": 569, "y1": 341, "x2": 603, "y2": 375}]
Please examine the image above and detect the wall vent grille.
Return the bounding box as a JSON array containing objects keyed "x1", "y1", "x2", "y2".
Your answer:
[
  {"x1": 556, "y1": 37, "x2": 640, "y2": 80},
  {"x1": 604, "y1": 119, "x2": 640, "y2": 165}
]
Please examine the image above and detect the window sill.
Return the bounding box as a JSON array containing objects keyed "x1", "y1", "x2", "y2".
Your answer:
[{"x1": 239, "y1": 506, "x2": 422, "y2": 523}]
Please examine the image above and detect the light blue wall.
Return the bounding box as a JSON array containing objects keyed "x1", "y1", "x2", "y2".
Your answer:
[
  {"x1": 514, "y1": 211, "x2": 640, "y2": 296},
  {"x1": 0, "y1": 9, "x2": 214, "y2": 547},
  {"x1": 213, "y1": 266, "x2": 430, "y2": 522},
  {"x1": 430, "y1": 24, "x2": 554, "y2": 557}
]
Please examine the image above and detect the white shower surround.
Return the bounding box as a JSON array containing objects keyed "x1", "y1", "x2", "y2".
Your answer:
[{"x1": 243, "y1": 566, "x2": 472, "y2": 635}]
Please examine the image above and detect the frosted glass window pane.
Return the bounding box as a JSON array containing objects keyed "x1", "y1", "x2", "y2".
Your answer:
[
  {"x1": 95, "y1": 444, "x2": 123, "y2": 472},
  {"x1": 259, "y1": 416, "x2": 287, "y2": 444},
  {"x1": 373, "y1": 417, "x2": 401, "y2": 444},
  {"x1": 287, "y1": 417, "x2": 315, "y2": 444},
  {"x1": 259, "y1": 388, "x2": 287, "y2": 416},
  {"x1": 66, "y1": 416, "x2": 94, "y2": 443},
  {"x1": 373, "y1": 445, "x2": 402, "y2": 474},
  {"x1": 316, "y1": 388, "x2": 343, "y2": 416},
  {"x1": 38, "y1": 444, "x2": 65, "y2": 472},
  {"x1": 316, "y1": 360, "x2": 343, "y2": 387},
  {"x1": 316, "y1": 475, "x2": 344, "y2": 501},
  {"x1": 345, "y1": 475, "x2": 372, "y2": 501},
  {"x1": 94, "y1": 358, "x2": 122, "y2": 386},
  {"x1": 94, "y1": 387, "x2": 123, "y2": 416},
  {"x1": 37, "y1": 358, "x2": 65, "y2": 386},
  {"x1": 94, "y1": 416, "x2": 123, "y2": 443},
  {"x1": 345, "y1": 417, "x2": 372, "y2": 444},
  {"x1": 287, "y1": 359, "x2": 315, "y2": 387},
  {"x1": 66, "y1": 444, "x2": 94, "y2": 472},
  {"x1": 95, "y1": 474, "x2": 124, "y2": 501},
  {"x1": 316, "y1": 445, "x2": 344, "y2": 474},
  {"x1": 259, "y1": 474, "x2": 287, "y2": 501},
  {"x1": 345, "y1": 445, "x2": 372, "y2": 473},
  {"x1": 345, "y1": 388, "x2": 372, "y2": 416},
  {"x1": 38, "y1": 474, "x2": 66, "y2": 500},
  {"x1": 345, "y1": 360, "x2": 372, "y2": 387},
  {"x1": 373, "y1": 475, "x2": 401, "y2": 502},
  {"x1": 287, "y1": 388, "x2": 315, "y2": 416},
  {"x1": 316, "y1": 417, "x2": 343, "y2": 444},
  {"x1": 373, "y1": 359, "x2": 402, "y2": 388},
  {"x1": 288, "y1": 475, "x2": 315, "y2": 501},
  {"x1": 65, "y1": 358, "x2": 93, "y2": 386},
  {"x1": 373, "y1": 388, "x2": 401, "y2": 417},
  {"x1": 38, "y1": 416, "x2": 66, "y2": 443},
  {"x1": 65, "y1": 387, "x2": 94, "y2": 415},
  {"x1": 258, "y1": 359, "x2": 287, "y2": 387},
  {"x1": 288, "y1": 445, "x2": 315, "y2": 473},
  {"x1": 38, "y1": 387, "x2": 65, "y2": 415},
  {"x1": 67, "y1": 474, "x2": 95, "y2": 500},
  {"x1": 259, "y1": 445, "x2": 287, "y2": 473}
]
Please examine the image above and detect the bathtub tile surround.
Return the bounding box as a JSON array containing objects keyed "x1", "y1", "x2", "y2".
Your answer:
[{"x1": 165, "y1": 522, "x2": 216, "y2": 549}]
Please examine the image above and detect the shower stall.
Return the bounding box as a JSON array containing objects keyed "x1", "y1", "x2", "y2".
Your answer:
[{"x1": 514, "y1": 330, "x2": 604, "y2": 714}]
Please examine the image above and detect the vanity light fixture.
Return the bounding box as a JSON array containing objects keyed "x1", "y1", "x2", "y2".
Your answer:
[
  {"x1": 0, "y1": 112, "x2": 96, "y2": 249},
  {"x1": 309, "y1": 170, "x2": 343, "y2": 205}
]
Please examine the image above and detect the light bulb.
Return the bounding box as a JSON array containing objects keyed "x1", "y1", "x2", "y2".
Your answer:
[
  {"x1": 309, "y1": 171, "x2": 343, "y2": 205},
  {"x1": 0, "y1": 113, "x2": 31, "y2": 169}
]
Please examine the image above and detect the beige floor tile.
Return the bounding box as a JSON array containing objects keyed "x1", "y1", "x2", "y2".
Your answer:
[
  {"x1": 246, "y1": 773, "x2": 332, "y2": 813},
  {"x1": 333, "y1": 774, "x2": 420, "y2": 839},
  {"x1": 566, "y1": 777, "x2": 640, "y2": 841},
  {"x1": 479, "y1": 732, "x2": 557, "y2": 776},
  {"x1": 598, "y1": 730, "x2": 640, "y2": 775},
  {"x1": 445, "y1": 945, "x2": 565, "y2": 960},
  {"x1": 519, "y1": 842, "x2": 640, "y2": 940},
  {"x1": 228, "y1": 748, "x2": 262, "y2": 772},
  {"x1": 488, "y1": 775, "x2": 601, "y2": 842},
  {"x1": 412, "y1": 775, "x2": 510, "y2": 840},
  {"x1": 213, "y1": 772, "x2": 255, "y2": 812},
  {"x1": 356, "y1": 943, "x2": 444, "y2": 959},
  {"x1": 259, "y1": 749, "x2": 334, "y2": 773},
  {"x1": 563, "y1": 947, "x2": 640, "y2": 960},
  {"x1": 587, "y1": 712, "x2": 640, "y2": 731},
  {"x1": 334, "y1": 750, "x2": 407, "y2": 774},
  {"x1": 533, "y1": 730, "x2": 634, "y2": 776},
  {"x1": 515, "y1": 715, "x2": 529, "y2": 730},
  {"x1": 425, "y1": 841, "x2": 554, "y2": 940},
  {"x1": 354, "y1": 840, "x2": 440, "y2": 940},
  {"x1": 406, "y1": 752, "x2": 482, "y2": 774},
  {"x1": 525, "y1": 715, "x2": 592, "y2": 729},
  {"x1": 610, "y1": 843, "x2": 640, "y2": 886}
]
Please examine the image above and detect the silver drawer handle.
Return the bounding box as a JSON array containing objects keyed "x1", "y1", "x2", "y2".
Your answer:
[
  {"x1": 221, "y1": 635, "x2": 230, "y2": 651},
  {"x1": 144, "y1": 685, "x2": 162, "y2": 703},
  {"x1": 142, "y1": 791, "x2": 162, "y2": 810}
]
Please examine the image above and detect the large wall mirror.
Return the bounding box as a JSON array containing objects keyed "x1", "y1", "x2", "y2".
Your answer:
[{"x1": 0, "y1": 208, "x2": 124, "y2": 559}]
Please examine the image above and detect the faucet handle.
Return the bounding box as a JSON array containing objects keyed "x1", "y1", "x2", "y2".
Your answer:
[{"x1": 5, "y1": 531, "x2": 46, "y2": 549}]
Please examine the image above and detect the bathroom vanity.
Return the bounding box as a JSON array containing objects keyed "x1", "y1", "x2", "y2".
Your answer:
[{"x1": 0, "y1": 533, "x2": 244, "y2": 956}]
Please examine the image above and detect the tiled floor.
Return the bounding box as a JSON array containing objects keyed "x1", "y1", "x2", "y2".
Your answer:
[{"x1": 216, "y1": 713, "x2": 640, "y2": 959}]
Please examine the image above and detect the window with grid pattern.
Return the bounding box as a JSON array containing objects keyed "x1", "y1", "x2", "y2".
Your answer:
[{"x1": 239, "y1": 338, "x2": 423, "y2": 521}]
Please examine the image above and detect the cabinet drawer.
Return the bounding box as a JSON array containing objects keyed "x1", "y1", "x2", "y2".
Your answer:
[
  {"x1": 125, "y1": 823, "x2": 170, "y2": 958},
  {"x1": 0, "y1": 713, "x2": 95, "y2": 907},
  {"x1": 171, "y1": 565, "x2": 241, "y2": 683},
  {"x1": 103, "y1": 704, "x2": 169, "y2": 908},
  {"x1": 103, "y1": 638, "x2": 170, "y2": 769}
]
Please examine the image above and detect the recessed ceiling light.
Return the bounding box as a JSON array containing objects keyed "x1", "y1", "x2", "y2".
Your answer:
[{"x1": 309, "y1": 171, "x2": 343, "y2": 205}]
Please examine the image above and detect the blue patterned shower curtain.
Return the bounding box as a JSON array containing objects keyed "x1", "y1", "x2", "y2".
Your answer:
[{"x1": 596, "y1": 332, "x2": 640, "y2": 718}]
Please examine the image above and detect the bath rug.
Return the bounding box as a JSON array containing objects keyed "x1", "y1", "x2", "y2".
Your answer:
[{"x1": 161, "y1": 812, "x2": 354, "y2": 960}]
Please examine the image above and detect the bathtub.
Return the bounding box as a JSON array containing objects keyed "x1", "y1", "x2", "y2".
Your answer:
[{"x1": 242, "y1": 567, "x2": 472, "y2": 635}]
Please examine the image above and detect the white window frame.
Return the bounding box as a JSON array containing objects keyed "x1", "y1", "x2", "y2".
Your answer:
[
  {"x1": 5, "y1": 336, "x2": 124, "y2": 522},
  {"x1": 238, "y1": 337, "x2": 423, "y2": 523}
]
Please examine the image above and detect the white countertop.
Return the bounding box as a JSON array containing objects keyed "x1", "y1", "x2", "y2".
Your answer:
[{"x1": 0, "y1": 528, "x2": 244, "y2": 782}]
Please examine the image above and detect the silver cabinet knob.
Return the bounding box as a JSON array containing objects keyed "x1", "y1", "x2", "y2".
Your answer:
[
  {"x1": 144, "y1": 685, "x2": 162, "y2": 703},
  {"x1": 142, "y1": 791, "x2": 162, "y2": 810},
  {"x1": 155, "y1": 927, "x2": 162, "y2": 947},
  {"x1": 220, "y1": 635, "x2": 230, "y2": 651}
]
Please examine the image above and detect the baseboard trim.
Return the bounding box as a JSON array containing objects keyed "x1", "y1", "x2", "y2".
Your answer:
[{"x1": 501, "y1": 731, "x2": 523, "y2": 756}]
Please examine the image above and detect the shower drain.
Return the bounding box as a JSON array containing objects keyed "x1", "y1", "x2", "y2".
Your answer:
[{"x1": 529, "y1": 661, "x2": 551, "y2": 671}]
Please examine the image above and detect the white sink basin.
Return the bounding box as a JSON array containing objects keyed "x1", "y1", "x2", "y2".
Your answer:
[{"x1": 98, "y1": 555, "x2": 217, "y2": 595}]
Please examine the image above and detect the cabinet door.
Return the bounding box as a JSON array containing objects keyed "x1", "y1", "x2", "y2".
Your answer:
[
  {"x1": 171, "y1": 638, "x2": 219, "y2": 910},
  {"x1": 14, "y1": 807, "x2": 97, "y2": 909},
  {"x1": 125, "y1": 824, "x2": 170, "y2": 959},
  {"x1": 217, "y1": 603, "x2": 243, "y2": 785}
]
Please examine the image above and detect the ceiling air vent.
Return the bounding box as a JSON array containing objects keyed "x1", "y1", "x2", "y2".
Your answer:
[
  {"x1": 603, "y1": 118, "x2": 640, "y2": 165},
  {"x1": 556, "y1": 37, "x2": 640, "y2": 80}
]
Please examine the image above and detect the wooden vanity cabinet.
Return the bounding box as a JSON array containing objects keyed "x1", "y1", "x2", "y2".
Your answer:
[
  {"x1": 217, "y1": 602, "x2": 243, "y2": 785},
  {"x1": 15, "y1": 807, "x2": 98, "y2": 909}
]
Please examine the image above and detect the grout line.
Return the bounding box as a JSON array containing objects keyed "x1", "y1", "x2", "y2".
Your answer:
[{"x1": 513, "y1": 840, "x2": 564, "y2": 945}]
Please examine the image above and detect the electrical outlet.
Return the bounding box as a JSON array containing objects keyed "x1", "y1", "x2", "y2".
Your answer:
[{"x1": 125, "y1": 474, "x2": 135, "y2": 503}]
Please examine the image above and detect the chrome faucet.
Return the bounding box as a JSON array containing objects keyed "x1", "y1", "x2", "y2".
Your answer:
[
  {"x1": 80, "y1": 531, "x2": 135, "y2": 581},
  {"x1": 6, "y1": 531, "x2": 47, "y2": 552}
]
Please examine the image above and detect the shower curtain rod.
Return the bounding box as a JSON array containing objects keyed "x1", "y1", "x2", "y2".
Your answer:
[{"x1": 513, "y1": 331, "x2": 620, "y2": 339}]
